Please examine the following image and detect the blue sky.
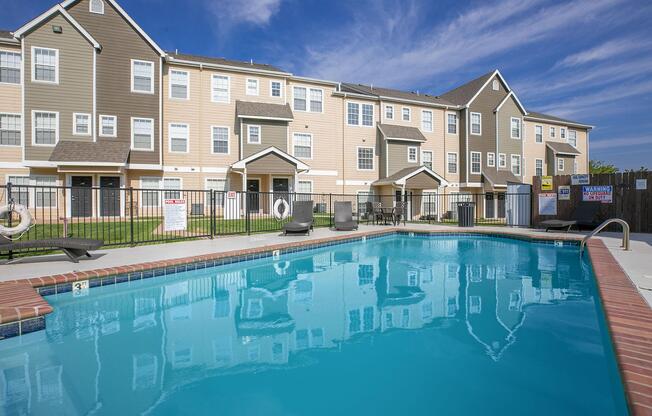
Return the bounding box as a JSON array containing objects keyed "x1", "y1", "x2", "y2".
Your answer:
[{"x1": 3, "y1": 0, "x2": 651, "y2": 169}]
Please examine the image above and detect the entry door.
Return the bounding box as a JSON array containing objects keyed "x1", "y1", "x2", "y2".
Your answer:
[
  {"x1": 247, "y1": 179, "x2": 260, "y2": 212},
  {"x1": 485, "y1": 193, "x2": 495, "y2": 218},
  {"x1": 100, "y1": 176, "x2": 121, "y2": 217},
  {"x1": 71, "y1": 176, "x2": 93, "y2": 217},
  {"x1": 497, "y1": 193, "x2": 506, "y2": 218}
]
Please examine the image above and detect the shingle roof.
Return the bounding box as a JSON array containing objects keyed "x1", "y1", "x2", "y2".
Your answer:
[
  {"x1": 525, "y1": 111, "x2": 591, "y2": 128},
  {"x1": 372, "y1": 166, "x2": 443, "y2": 187},
  {"x1": 49, "y1": 141, "x2": 131, "y2": 164},
  {"x1": 0, "y1": 30, "x2": 16, "y2": 41},
  {"x1": 481, "y1": 168, "x2": 522, "y2": 187},
  {"x1": 439, "y1": 70, "x2": 496, "y2": 106},
  {"x1": 378, "y1": 123, "x2": 426, "y2": 142},
  {"x1": 236, "y1": 101, "x2": 294, "y2": 120},
  {"x1": 167, "y1": 51, "x2": 288, "y2": 73},
  {"x1": 546, "y1": 141, "x2": 581, "y2": 155},
  {"x1": 341, "y1": 83, "x2": 456, "y2": 107}
]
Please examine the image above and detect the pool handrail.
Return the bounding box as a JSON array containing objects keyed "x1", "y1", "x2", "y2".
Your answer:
[{"x1": 580, "y1": 218, "x2": 630, "y2": 254}]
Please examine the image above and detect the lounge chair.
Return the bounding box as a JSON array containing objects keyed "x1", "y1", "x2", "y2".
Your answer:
[
  {"x1": 540, "y1": 201, "x2": 601, "y2": 232},
  {"x1": 393, "y1": 202, "x2": 407, "y2": 226},
  {"x1": 283, "y1": 200, "x2": 314, "y2": 235},
  {"x1": 0, "y1": 236, "x2": 103, "y2": 262},
  {"x1": 334, "y1": 201, "x2": 358, "y2": 231}
]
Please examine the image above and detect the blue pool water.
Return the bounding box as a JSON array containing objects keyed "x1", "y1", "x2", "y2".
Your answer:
[{"x1": 0, "y1": 235, "x2": 628, "y2": 415}]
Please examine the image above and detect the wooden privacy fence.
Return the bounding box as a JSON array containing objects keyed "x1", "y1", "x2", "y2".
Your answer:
[{"x1": 532, "y1": 172, "x2": 652, "y2": 233}]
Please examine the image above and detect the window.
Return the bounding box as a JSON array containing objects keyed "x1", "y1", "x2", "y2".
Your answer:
[
  {"x1": 0, "y1": 51, "x2": 21, "y2": 84},
  {"x1": 211, "y1": 126, "x2": 229, "y2": 154},
  {"x1": 205, "y1": 178, "x2": 226, "y2": 204},
  {"x1": 510, "y1": 117, "x2": 521, "y2": 139},
  {"x1": 247, "y1": 125, "x2": 260, "y2": 144},
  {"x1": 557, "y1": 158, "x2": 564, "y2": 172},
  {"x1": 357, "y1": 147, "x2": 374, "y2": 170},
  {"x1": 246, "y1": 78, "x2": 259, "y2": 95},
  {"x1": 447, "y1": 113, "x2": 457, "y2": 134},
  {"x1": 131, "y1": 118, "x2": 153, "y2": 150},
  {"x1": 422, "y1": 151, "x2": 433, "y2": 169},
  {"x1": 421, "y1": 110, "x2": 433, "y2": 132},
  {"x1": 560, "y1": 128, "x2": 566, "y2": 139},
  {"x1": 361, "y1": 104, "x2": 373, "y2": 126},
  {"x1": 535, "y1": 125, "x2": 543, "y2": 143},
  {"x1": 211, "y1": 75, "x2": 229, "y2": 103},
  {"x1": 511, "y1": 154, "x2": 521, "y2": 176},
  {"x1": 347, "y1": 102, "x2": 373, "y2": 126},
  {"x1": 293, "y1": 87, "x2": 306, "y2": 111},
  {"x1": 568, "y1": 130, "x2": 577, "y2": 147},
  {"x1": 447, "y1": 152, "x2": 458, "y2": 174},
  {"x1": 32, "y1": 47, "x2": 58, "y2": 83},
  {"x1": 163, "y1": 178, "x2": 181, "y2": 199},
  {"x1": 169, "y1": 69, "x2": 189, "y2": 99},
  {"x1": 0, "y1": 114, "x2": 21, "y2": 145},
  {"x1": 402, "y1": 107, "x2": 411, "y2": 121},
  {"x1": 293, "y1": 133, "x2": 312, "y2": 159},
  {"x1": 89, "y1": 0, "x2": 104, "y2": 13},
  {"x1": 141, "y1": 177, "x2": 161, "y2": 206},
  {"x1": 535, "y1": 159, "x2": 543, "y2": 176},
  {"x1": 407, "y1": 146, "x2": 418, "y2": 163},
  {"x1": 470, "y1": 151, "x2": 481, "y2": 174},
  {"x1": 270, "y1": 81, "x2": 282, "y2": 97},
  {"x1": 310, "y1": 88, "x2": 323, "y2": 112},
  {"x1": 385, "y1": 105, "x2": 394, "y2": 120},
  {"x1": 549, "y1": 126, "x2": 555, "y2": 138},
  {"x1": 498, "y1": 153, "x2": 506, "y2": 168},
  {"x1": 470, "y1": 112, "x2": 481, "y2": 135},
  {"x1": 131, "y1": 60, "x2": 153, "y2": 93},
  {"x1": 7, "y1": 176, "x2": 29, "y2": 205},
  {"x1": 347, "y1": 102, "x2": 359, "y2": 125},
  {"x1": 169, "y1": 123, "x2": 188, "y2": 153},
  {"x1": 73, "y1": 113, "x2": 90, "y2": 136},
  {"x1": 293, "y1": 86, "x2": 322, "y2": 112},
  {"x1": 33, "y1": 111, "x2": 57, "y2": 145},
  {"x1": 34, "y1": 176, "x2": 57, "y2": 208},
  {"x1": 297, "y1": 180, "x2": 312, "y2": 194},
  {"x1": 492, "y1": 79, "x2": 499, "y2": 91},
  {"x1": 573, "y1": 160, "x2": 578, "y2": 174},
  {"x1": 99, "y1": 115, "x2": 116, "y2": 137},
  {"x1": 487, "y1": 152, "x2": 495, "y2": 167}
]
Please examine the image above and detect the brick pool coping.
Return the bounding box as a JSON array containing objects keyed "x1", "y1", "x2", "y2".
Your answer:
[{"x1": 1, "y1": 228, "x2": 648, "y2": 414}]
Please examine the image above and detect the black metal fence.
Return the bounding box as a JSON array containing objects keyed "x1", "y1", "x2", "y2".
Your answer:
[{"x1": 1, "y1": 183, "x2": 531, "y2": 257}]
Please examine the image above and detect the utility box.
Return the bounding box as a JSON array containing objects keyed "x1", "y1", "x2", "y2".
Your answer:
[{"x1": 457, "y1": 202, "x2": 475, "y2": 227}]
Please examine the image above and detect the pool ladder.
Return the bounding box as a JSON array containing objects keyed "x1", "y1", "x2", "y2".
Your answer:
[{"x1": 579, "y1": 218, "x2": 630, "y2": 255}]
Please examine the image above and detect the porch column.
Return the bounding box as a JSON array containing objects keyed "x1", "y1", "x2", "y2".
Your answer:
[{"x1": 242, "y1": 169, "x2": 247, "y2": 213}]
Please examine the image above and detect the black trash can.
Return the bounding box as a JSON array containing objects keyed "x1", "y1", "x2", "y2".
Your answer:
[{"x1": 457, "y1": 202, "x2": 475, "y2": 227}]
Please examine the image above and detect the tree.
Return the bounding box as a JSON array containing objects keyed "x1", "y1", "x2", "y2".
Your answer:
[{"x1": 589, "y1": 160, "x2": 619, "y2": 174}]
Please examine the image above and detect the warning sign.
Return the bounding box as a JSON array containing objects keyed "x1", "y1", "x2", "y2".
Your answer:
[
  {"x1": 582, "y1": 186, "x2": 612, "y2": 204},
  {"x1": 164, "y1": 199, "x2": 187, "y2": 231},
  {"x1": 541, "y1": 176, "x2": 553, "y2": 191}
]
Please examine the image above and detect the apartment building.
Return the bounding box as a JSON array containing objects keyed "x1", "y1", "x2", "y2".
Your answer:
[{"x1": 0, "y1": 0, "x2": 592, "y2": 219}]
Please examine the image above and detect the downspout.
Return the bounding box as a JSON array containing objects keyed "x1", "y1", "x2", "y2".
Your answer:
[{"x1": 341, "y1": 87, "x2": 346, "y2": 193}]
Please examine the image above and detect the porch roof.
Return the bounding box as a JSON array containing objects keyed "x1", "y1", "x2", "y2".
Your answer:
[
  {"x1": 236, "y1": 100, "x2": 294, "y2": 121},
  {"x1": 49, "y1": 141, "x2": 130, "y2": 166},
  {"x1": 231, "y1": 146, "x2": 310, "y2": 172},
  {"x1": 372, "y1": 165, "x2": 448, "y2": 188},
  {"x1": 378, "y1": 123, "x2": 427, "y2": 142},
  {"x1": 546, "y1": 141, "x2": 581, "y2": 156},
  {"x1": 481, "y1": 168, "x2": 522, "y2": 188}
]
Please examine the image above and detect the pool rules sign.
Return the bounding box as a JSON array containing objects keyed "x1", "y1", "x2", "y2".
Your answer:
[{"x1": 164, "y1": 199, "x2": 187, "y2": 231}]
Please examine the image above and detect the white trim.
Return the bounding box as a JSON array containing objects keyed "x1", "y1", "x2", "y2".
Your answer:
[
  {"x1": 92, "y1": 49, "x2": 96, "y2": 141},
  {"x1": 15, "y1": 5, "x2": 101, "y2": 50},
  {"x1": 534, "y1": 125, "x2": 543, "y2": 143},
  {"x1": 166, "y1": 55, "x2": 290, "y2": 77},
  {"x1": 557, "y1": 157, "x2": 565, "y2": 172},
  {"x1": 510, "y1": 154, "x2": 521, "y2": 176},
  {"x1": 401, "y1": 106, "x2": 411, "y2": 122},
  {"x1": 245, "y1": 78, "x2": 259, "y2": 96},
  {"x1": 296, "y1": 178, "x2": 313, "y2": 194},
  {"x1": 385, "y1": 104, "x2": 394, "y2": 120},
  {"x1": 168, "y1": 68, "x2": 189, "y2": 100},
  {"x1": 57, "y1": 161, "x2": 124, "y2": 167},
  {"x1": 126, "y1": 163, "x2": 162, "y2": 170},
  {"x1": 292, "y1": 85, "x2": 324, "y2": 113},
  {"x1": 131, "y1": 117, "x2": 154, "y2": 151},
  {"x1": 498, "y1": 153, "x2": 507, "y2": 168},
  {"x1": 487, "y1": 152, "x2": 495, "y2": 168},
  {"x1": 231, "y1": 146, "x2": 309, "y2": 171},
  {"x1": 389, "y1": 165, "x2": 449, "y2": 187},
  {"x1": 72, "y1": 112, "x2": 91, "y2": 136},
  {"x1": 0, "y1": 50, "x2": 21, "y2": 86},
  {"x1": 0, "y1": 162, "x2": 27, "y2": 168},
  {"x1": 407, "y1": 146, "x2": 418, "y2": 163},
  {"x1": 168, "y1": 122, "x2": 189, "y2": 153},
  {"x1": 446, "y1": 152, "x2": 458, "y2": 175},
  {"x1": 346, "y1": 100, "x2": 375, "y2": 127},
  {"x1": 89, "y1": 0, "x2": 105, "y2": 14},
  {"x1": 446, "y1": 112, "x2": 458, "y2": 134},
  {"x1": 384, "y1": 136, "x2": 425, "y2": 143},
  {"x1": 236, "y1": 115, "x2": 293, "y2": 122},
  {"x1": 31, "y1": 110, "x2": 58, "y2": 146},
  {"x1": 421, "y1": 109, "x2": 433, "y2": 132},
  {"x1": 269, "y1": 79, "x2": 283, "y2": 98},
  {"x1": 464, "y1": 70, "x2": 527, "y2": 116},
  {"x1": 421, "y1": 150, "x2": 433, "y2": 169},
  {"x1": 356, "y1": 146, "x2": 375, "y2": 171},
  {"x1": 470, "y1": 151, "x2": 481, "y2": 174},
  {"x1": 336, "y1": 179, "x2": 374, "y2": 186},
  {"x1": 201, "y1": 167, "x2": 228, "y2": 173},
  {"x1": 545, "y1": 142, "x2": 580, "y2": 156},
  {"x1": 164, "y1": 166, "x2": 200, "y2": 173},
  {"x1": 494, "y1": 91, "x2": 527, "y2": 115},
  {"x1": 98, "y1": 114, "x2": 117, "y2": 137},
  {"x1": 535, "y1": 158, "x2": 544, "y2": 176},
  {"x1": 0, "y1": 112, "x2": 22, "y2": 147},
  {"x1": 470, "y1": 112, "x2": 482, "y2": 135},
  {"x1": 510, "y1": 117, "x2": 521, "y2": 140},
  {"x1": 523, "y1": 115, "x2": 593, "y2": 129},
  {"x1": 247, "y1": 124, "x2": 261, "y2": 144},
  {"x1": 211, "y1": 73, "x2": 230, "y2": 103},
  {"x1": 131, "y1": 59, "x2": 154, "y2": 94},
  {"x1": 31, "y1": 46, "x2": 59, "y2": 84},
  {"x1": 292, "y1": 132, "x2": 313, "y2": 160},
  {"x1": 210, "y1": 125, "x2": 230, "y2": 155},
  {"x1": 302, "y1": 169, "x2": 338, "y2": 177}
]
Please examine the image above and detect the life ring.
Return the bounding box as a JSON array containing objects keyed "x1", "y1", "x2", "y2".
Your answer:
[
  {"x1": 274, "y1": 261, "x2": 290, "y2": 276},
  {"x1": 0, "y1": 204, "x2": 34, "y2": 237},
  {"x1": 273, "y1": 198, "x2": 290, "y2": 221}
]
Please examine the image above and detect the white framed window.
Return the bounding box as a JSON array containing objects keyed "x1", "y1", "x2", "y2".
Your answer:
[
  {"x1": 73, "y1": 113, "x2": 91, "y2": 136},
  {"x1": 169, "y1": 69, "x2": 189, "y2": 99},
  {"x1": 347, "y1": 102, "x2": 359, "y2": 125},
  {"x1": 32, "y1": 47, "x2": 58, "y2": 83},
  {"x1": 421, "y1": 150, "x2": 433, "y2": 169},
  {"x1": 99, "y1": 115, "x2": 116, "y2": 137},
  {"x1": 357, "y1": 147, "x2": 374, "y2": 170},
  {"x1": 89, "y1": 0, "x2": 104, "y2": 14},
  {"x1": 131, "y1": 117, "x2": 154, "y2": 151},
  {"x1": 470, "y1": 112, "x2": 481, "y2": 135},
  {"x1": 535, "y1": 125, "x2": 543, "y2": 143},
  {"x1": 510, "y1": 154, "x2": 521, "y2": 176},
  {"x1": 385, "y1": 105, "x2": 394, "y2": 120},
  {"x1": 421, "y1": 110, "x2": 433, "y2": 132},
  {"x1": 293, "y1": 86, "x2": 323, "y2": 112},
  {"x1": 168, "y1": 123, "x2": 189, "y2": 153},
  {"x1": 573, "y1": 160, "x2": 578, "y2": 174},
  {"x1": 557, "y1": 158, "x2": 564, "y2": 172},
  {"x1": 141, "y1": 177, "x2": 162, "y2": 207},
  {"x1": 361, "y1": 103, "x2": 373, "y2": 126},
  {"x1": 498, "y1": 153, "x2": 506, "y2": 168},
  {"x1": 270, "y1": 80, "x2": 282, "y2": 97},
  {"x1": 402, "y1": 107, "x2": 411, "y2": 121},
  {"x1": 211, "y1": 126, "x2": 229, "y2": 154},
  {"x1": 407, "y1": 146, "x2": 418, "y2": 163},
  {"x1": 487, "y1": 152, "x2": 495, "y2": 167},
  {"x1": 0, "y1": 51, "x2": 21, "y2": 84},
  {"x1": 535, "y1": 159, "x2": 543, "y2": 176},
  {"x1": 0, "y1": 113, "x2": 21, "y2": 146},
  {"x1": 131, "y1": 60, "x2": 154, "y2": 93},
  {"x1": 293, "y1": 133, "x2": 312, "y2": 159},
  {"x1": 309, "y1": 88, "x2": 323, "y2": 112},
  {"x1": 32, "y1": 111, "x2": 58, "y2": 145},
  {"x1": 211, "y1": 74, "x2": 229, "y2": 103},
  {"x1": 347, "y1": 102, "x2": 373, "y2": 127},
  {"x1": 492, "y1": 79, "x2": 499, "y2": 91},
  {"x1": 560, "y1": 128, "x2": 566, "y2": 139},
  {"x1": 247, "y1": 125, "x2": 261, "y2": 144},
  {"x1": 447, "y1": 152, "x2": 458, "y2": 174},
  {"x1": 447, "y1": 113, "x2": 457, "y2": 134},
  {"x1": 7, "y1": 175, "x2": 29, "y2": 205},
  {"x1": 470, "y1": 151, "x2": 481, "y2": 174},
  {"x1": 297, "y1": 180, "x2": 312, "y2": 194},
  {"x1": 163, "y1": 177, "x2": 182, "y2": 199},
  {"x1": 246, "y1": 78, "x2": 259, "y2": 96},
  {"x1": 34, "y1": 175, "x2": 57, "y2": 208},
  {"x1": 293, "y1": 86, "x2": 306, "y2": 111},
  {"x1": 568, "y1": 130, "x2": 577, "y2": 147},
  {"x1": 205, "y1": 178, "x2": 227, "y2": 204},
  {"x1": 549, "y1": 126, "x2": 555, "y2": 138},
  {"x1": 510, "y1": 117, "x2": 521, "y2": 139}
]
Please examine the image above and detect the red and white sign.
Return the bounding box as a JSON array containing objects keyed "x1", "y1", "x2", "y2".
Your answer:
[
  {"x1": 227, "y1": 191, "x2": 237, "y2": 199},
  {"x1": 164, "y1": 199, "x2": 187, "y2": 231}
]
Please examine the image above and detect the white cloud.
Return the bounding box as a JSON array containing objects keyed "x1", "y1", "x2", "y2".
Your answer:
[
  {"x1": 590, "y1": 136, "x2": 652, "y2": 150},
  {"x1": 553, "y1": 37, "x2": 651, "y2": 69},
  {"x1": 205, "y1": 0, "x2": 282, "y2": 30}
]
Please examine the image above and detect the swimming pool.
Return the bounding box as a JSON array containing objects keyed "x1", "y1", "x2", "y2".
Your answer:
[{"x1": 0, "y1": 234, "x2": 629, "y2": 415}]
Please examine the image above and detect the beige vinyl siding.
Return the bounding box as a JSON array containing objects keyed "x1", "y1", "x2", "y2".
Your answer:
[
  {"x1": 242, "y1": 120, "x2": 287, "y2": 158},
  {"x1": 23, "y1": 13, "x2": 94, "y2": 161},
  {"x1": 0, "y1": 44, "x2": 22, "y2": 162},
  {"x1": 341, "y1": 98, "x2": 378, "y2": 193},
  {"x1": 496, "y1": 95, "x2": 523, "y2": 171}
]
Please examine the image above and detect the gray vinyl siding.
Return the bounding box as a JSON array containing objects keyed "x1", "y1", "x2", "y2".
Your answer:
[
  {"x1": 405, "y1": 172, "x2": 439, "y2": 189},
  {"x1": 247, "y1": 153, "x2": 296, "y2": 174},
  {"x1": 67, "y1": 0, "x2": 161, "y2": 165},
  {"x1": 496, "y1": 95, "x2": 523, "y2": 170},
  {"x1": 546, "y1": 148, "x2": 574, "y2": 175},
  {"x1": 458, "y1": 108, "x2": 467, "y2": 182},
  {"x1": 23, "y1": 13, "x2": 94, "y2": 161},
  {"x1": 378, "y1": 129, "x2": 387, "y2": 177},
  {"x1": 386, "y1": 140, "x2": 420, "y2": 176},
  {"x1": 241, "y1": 120, "x2": 287, "y2": 158}
]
